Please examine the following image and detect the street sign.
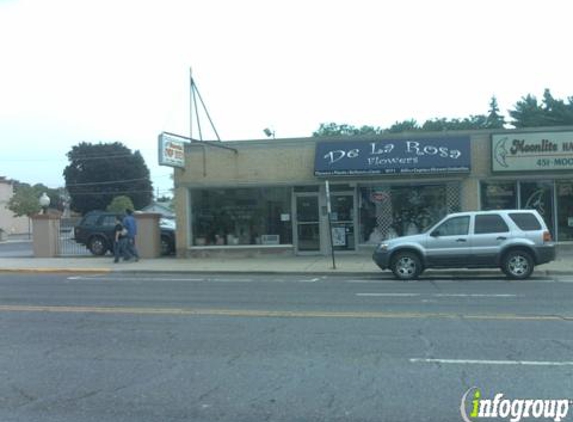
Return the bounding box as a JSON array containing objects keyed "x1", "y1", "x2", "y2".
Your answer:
[{"x1": 158, "y1": 132, "x2": 187, "y2": 168}]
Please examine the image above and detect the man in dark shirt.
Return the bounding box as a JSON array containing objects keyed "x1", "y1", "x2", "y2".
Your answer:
[{"x1": 113, "y1": 216, "x2": 129, "y2": 263}]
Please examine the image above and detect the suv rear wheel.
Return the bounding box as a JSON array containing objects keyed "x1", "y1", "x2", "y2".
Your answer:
[
  {"x1": 88, "y1": 236, "x2": 108, "y2": 256},
  {"x1": 502, "y1": 249, "x2": 534, "y2": 280},
  {"x1": 391, "y1": 251, "x2": 422, "y2": 280}
]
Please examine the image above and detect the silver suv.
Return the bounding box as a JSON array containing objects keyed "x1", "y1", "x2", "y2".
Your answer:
[{"x1": 372, "y1": 209, "x2": 555, "y2": 280}]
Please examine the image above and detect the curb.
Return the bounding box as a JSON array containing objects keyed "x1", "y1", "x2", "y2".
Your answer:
[
  {"x1": 0, "y1": 267, "x2": 571, "y2": 277},
  {"x1": 0, "y1": 268, "x2": 112, "y2": 274}
]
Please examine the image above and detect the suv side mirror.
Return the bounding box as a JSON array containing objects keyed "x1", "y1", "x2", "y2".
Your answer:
[{"x1": 431, "y1": 230, "x2": 441, "y2": 237}]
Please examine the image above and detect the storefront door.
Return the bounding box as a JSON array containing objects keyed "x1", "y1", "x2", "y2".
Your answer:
[
  {"x1": 330, "y1": 193, "x2": 355, "y2": 251},
  {"x1": 295, "y1": 194, "x2": 320, "y2": 252}
]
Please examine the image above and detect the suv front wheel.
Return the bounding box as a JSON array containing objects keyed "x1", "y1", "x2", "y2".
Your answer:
[
  {"x1": 502, "y1": 250, "x2": 534, "y2": 280},
  {"x1": 391, "y1": 251, "x2": 422, "y2": 280}
]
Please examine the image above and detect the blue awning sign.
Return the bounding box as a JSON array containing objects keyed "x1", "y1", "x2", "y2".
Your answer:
[{"x1": 314, "y1": 136, "x2": 471, "y2": 176}]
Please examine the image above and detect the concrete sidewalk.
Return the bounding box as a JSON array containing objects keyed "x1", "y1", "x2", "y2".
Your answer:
[{"x1": 0, "y1": 251, "x2": 571, "y2": 276}]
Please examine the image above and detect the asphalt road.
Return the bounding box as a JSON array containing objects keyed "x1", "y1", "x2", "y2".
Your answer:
[{"x1": 1, "y1": 273, "x2": 572, "y2": 422}]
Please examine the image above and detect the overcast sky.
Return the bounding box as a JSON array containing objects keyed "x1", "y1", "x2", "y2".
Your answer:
[{"x1": 1, "y1": 0, "x2": 572, "y2": 197}]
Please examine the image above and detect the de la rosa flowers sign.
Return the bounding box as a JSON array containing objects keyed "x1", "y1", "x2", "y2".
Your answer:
[{"x1": 314, "y1": 136, "x2": 471, "y2": 176}]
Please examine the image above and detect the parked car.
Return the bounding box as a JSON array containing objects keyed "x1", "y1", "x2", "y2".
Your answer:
[
  {"x1": 159, "y1": 217, "x2": 176, "y2": 255},
  {"x1": 372, "y1": 209, "x2": 555, "y2": 280},
  {"x1": 74, "y1": 211, "x2": 176, "y2": 256}
]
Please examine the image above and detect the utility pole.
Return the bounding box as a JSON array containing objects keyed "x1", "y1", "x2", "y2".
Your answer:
[{"x1": 325, "y1": 180, "x2": 336, "y2": 269}]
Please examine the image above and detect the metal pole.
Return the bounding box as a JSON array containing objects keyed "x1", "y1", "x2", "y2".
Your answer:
[
  {"x1": 189, "y1": 67, "x2": 193, "y2": 140},
  {"x1": 325, "y1": 180, "x2": 336, "y2": 269},
  {"x1": 194, "y1": 82, "x2": 222, "y2": 142}
]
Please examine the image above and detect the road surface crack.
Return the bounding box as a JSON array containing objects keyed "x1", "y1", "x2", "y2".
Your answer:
[
  {"x1": 11, "y1": 385, "x2": 37, "y2": 406},
  {"x1": 416, "y1": 328, "x2": 435, "y2": 359}
]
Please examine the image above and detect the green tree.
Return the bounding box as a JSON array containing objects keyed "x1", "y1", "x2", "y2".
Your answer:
[
  {"x1": 540, "y1": 89, "x2": 573, "y2": 126},
  {"x1": 106, "y1": 195, "x2": 135, "y2": 213},
  {"x1": 63, "y1": 142, "x2": 153, "y2": 215},
  {"x1": 509, "y1": 93, "x2": 549, "y2": 127},
  {"x1": 387, "y1": 119, "x2": 420, "y2": 133},
  {"x1": 510, "y1": 89, "x2": 573, "y2": 127},
  {"x1": 420, "y1": 118, "x2": 451, "y2": 131},
  {"x1": 484, "y1": 96, "x2": 506, "y2": 128},
  {"x1": 312, "y1": 122, "x2": 383, "y2": 137},
  {"x1": 7, "y1": 184, "x2": 41, "y2": 217},
  {"x1": 7, "y1": 183, "x2": 64, "y2": 217},
  {"x1": 312, "y1": 91, "x2": 573, "y2": 135},
  {"x1": 421, "y1": 116, "x2": 488, "y2": 131}
]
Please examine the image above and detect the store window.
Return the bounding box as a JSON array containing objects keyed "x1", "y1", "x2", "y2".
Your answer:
[
  {"x1": 191, "y1": 187, "x2": 292, "y2": 246},
  {"x1": 480, "y1": 182, "x2": 517, "y2": 210},
  {"x1": 359, "y1": 184, "x2": 458, "y2": 243},
  {"x1": 520, "y1": 181, "x2": 555, "y2": 237},
  {"x1": 557, "y1": 181, "x2": 573, "y2": 241}
]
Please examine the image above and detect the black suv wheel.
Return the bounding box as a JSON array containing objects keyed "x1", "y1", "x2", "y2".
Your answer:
[{"x1": 88, "y1": 236, "x2": 108, "y2": 256}]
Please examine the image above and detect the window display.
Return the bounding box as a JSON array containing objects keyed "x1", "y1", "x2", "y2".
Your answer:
[
  {"x1": 479, "y1": 180, "x2": 573, "y2": 240},
  {"x1": 480, "y1": 181, "x2": 517, "y2": 210},
  {"x1": 557, "y1": 181, "x2": 573, "y2": 241},
  {"x1": 359, "y1": 184, "x2": 455, "y2": 243},
  {"x1": 191, "y1": 187, "x2": 292, "y2": 246},
  {"x1": 520, "y1": 181, "x2": 555, "y2": 237}
]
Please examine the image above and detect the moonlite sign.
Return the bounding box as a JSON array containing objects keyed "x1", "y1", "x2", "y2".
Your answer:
[
  {"x1": 158, "y1": 132, "x2": 186, "y2": 168},
  {"x1": 314, "y1": 136, "x2": 471, "y2": 176},
  {"x1": 492, "y1": 131, "x2": 573, "y2": 172}
]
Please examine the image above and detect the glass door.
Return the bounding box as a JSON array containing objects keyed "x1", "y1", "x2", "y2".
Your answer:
[
  {"x1": 295, "y1": 195, "x2": 320, "y2": 252},
  {"x1": 330, "y1": 194, "x2": 355, "y2": 251},
  {"x1": 557, "y1": 181, "x2": 573, "y2": 241}
]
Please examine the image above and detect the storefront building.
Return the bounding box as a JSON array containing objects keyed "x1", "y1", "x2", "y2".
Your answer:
[{"x1": 170, "y1": 126, "x2": 573, "y2": 257}]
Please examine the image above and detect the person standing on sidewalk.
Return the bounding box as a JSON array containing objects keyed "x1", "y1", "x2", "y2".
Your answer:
[
  {"x1": 113, "y1": 216, "x2": 130, "y2": 263},
  {"x1": 122, "y1": 209, "x2": 140, "y2": 262}
]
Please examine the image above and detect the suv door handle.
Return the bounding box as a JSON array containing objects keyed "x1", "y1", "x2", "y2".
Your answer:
[
  {"x1": 456, "y1": 238, "x2": 467, "y2": 242},
  {"x1": 497, "y1": 236, "x2": 507, "y2": 241}
]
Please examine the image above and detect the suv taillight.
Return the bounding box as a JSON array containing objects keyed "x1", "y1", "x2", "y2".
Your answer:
[{"x1": 543, "y1": 231, "x2": 552, "y2": 242}]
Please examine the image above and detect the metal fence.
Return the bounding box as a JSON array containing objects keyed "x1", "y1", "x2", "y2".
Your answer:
[{"x1": 58, "y1": 217, "x2": 91, "y2": 256}]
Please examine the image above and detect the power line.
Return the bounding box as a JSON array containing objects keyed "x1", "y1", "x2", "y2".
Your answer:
[
  {"x1": 65, "y1": 177, "x2": 151, "y2": 187},
  {"x1": 0, "y1": 153, "x2": 136, "y2": 162},
  {"x1": 68, "y1": 189, "x2": 154, "y2": 195}
]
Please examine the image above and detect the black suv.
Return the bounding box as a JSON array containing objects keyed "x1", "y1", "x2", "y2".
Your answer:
[{"x1": 73, "y1": 211, "x2": 175, "y2": 256}]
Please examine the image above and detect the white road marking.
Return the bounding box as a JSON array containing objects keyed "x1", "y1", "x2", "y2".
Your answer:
[
  {"x1": 434, "y1": 293, "x2": 517, "y2": 298},
  {"x1": 356, "y1": 293, "x2": 518, "y2": 298},
  {"x1": 66, "y1": 276, "x2": 254, "y2": 282},
  {"x1": 345, "y1": 279, "x2": 385, "y2": 283},
  {"x1": 212, "y1": 278, "x2": 254, "y2": 282},
  {"x1": 410, "y1": 358, "x2": 573, "y2": 366},
  {"x1": 346, "y1": 279, "x2": 476, "y2": 284},
  {"x1": 356, "y1": 293, "x2": 420, "y2": 297}
]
